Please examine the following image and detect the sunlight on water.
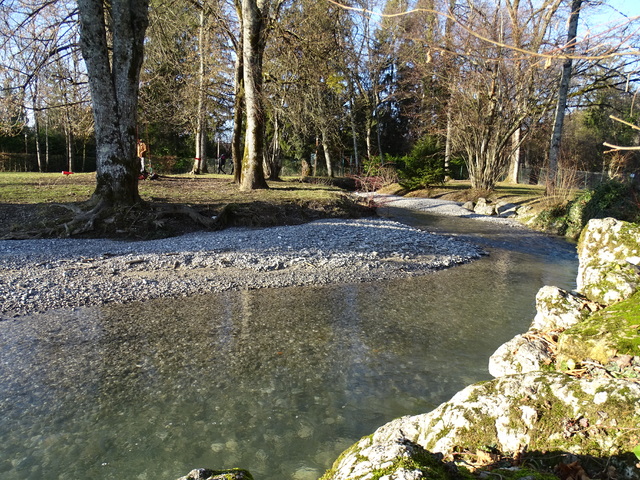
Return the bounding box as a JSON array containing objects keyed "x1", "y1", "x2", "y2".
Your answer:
[{"x1": 0, "y1": 214, "x2": 577, "y2": 480}]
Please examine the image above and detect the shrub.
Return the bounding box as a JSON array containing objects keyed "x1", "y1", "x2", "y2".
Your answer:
[
  {"x1": 535, "y1": 179, "x2": 640, "y2": 238},
  {"x1": 397, "y1": 135, "x2": 445, "y2": 191}
]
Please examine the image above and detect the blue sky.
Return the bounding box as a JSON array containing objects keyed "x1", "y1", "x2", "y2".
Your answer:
[{"x1": 583, "y1": 0, "x2": 640, "y2": 31}]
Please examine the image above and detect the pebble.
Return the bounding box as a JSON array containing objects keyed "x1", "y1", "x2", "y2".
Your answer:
[{"x1": 0, "y1": 218, "x2": 484, "y2": 320}]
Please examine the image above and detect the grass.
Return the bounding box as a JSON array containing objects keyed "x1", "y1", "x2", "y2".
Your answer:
[
  {"x1": 0, "y1": 172, "x2": 349, "y2": 205},
  {"x1": 0, "y1": 172, "x2": 375, "y2": 238}
]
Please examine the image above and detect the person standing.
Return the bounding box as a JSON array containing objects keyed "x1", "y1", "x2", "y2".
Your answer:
[{"x1": 137, "y1": 140, "x2": 148, "y2": 173}]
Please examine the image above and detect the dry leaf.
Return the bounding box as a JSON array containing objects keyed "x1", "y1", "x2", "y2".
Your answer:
[{"x1": 557, "y1": 461, "x2": 591, "y2": 480}]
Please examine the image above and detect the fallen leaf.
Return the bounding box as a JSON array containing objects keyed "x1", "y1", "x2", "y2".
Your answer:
[
  {"x1": 557, "y1": 461, "x2": 591, "y2": 480},
  {"x1": 475, "y1": 449, "x2": 499, "y2": 465}
]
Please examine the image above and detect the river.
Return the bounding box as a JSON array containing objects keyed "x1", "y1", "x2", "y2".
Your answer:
[{"x1": 0, "y1": 209, "x2": 577, "y2": 480}]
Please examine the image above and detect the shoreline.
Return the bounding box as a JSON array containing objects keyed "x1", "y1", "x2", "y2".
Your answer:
[{"x1": 1, "y1": 212, "x2": 485, "y2": 320}]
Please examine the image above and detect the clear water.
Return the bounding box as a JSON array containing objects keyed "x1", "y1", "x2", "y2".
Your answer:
[{"x1": 0, "y1": 212, "x2": 577, "y2": 480}]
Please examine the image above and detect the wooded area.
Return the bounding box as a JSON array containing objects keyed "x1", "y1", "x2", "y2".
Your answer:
[{"x1": 1, "y1": 0, "x2": 639, "y2": 201}]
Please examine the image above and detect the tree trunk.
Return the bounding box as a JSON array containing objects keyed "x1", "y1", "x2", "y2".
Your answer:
[
  {"x1": 547, "y1": 0, "x2": 582, "y2": 191},
  {"x1": 322, "y1": 130, "x2": 334, "y2": 178},
  {"x1": 65, "y1": 123, "x2": 73, "y2": 172},
  {"x1": 444, "y1": 108, "x2": 452, "y2": 180},
  {"x1": 45, "y1": 114, "x2": 49, "y2": 170},
  {"x1": 507, "y1": 126, "x2": 521, "y2": 183},
  {"x1": 232, "y1": 37, "x2": 244, "y2": 184},
  {"x1": 77, "y1": 0, "x2": 149, "y2": 205},
  {"x1": 192, "y1": 8, "x2": 208, "y2": 174},
  {"x1": 267, "y1": 110, "x2": 281, "y2": 180},
  {"x1": 239, "y1": 0, "x2": 269, "y2": 191},
  {"x1": 349, "y1": 95, "x2": 359, "y2": 174}
]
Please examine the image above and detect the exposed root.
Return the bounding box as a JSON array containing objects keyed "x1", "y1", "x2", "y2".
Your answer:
[
  {"x1": 154, "y1": 204, "x2": 225, "y2": 229},
  {"x1": 59, "y1": 199, "x2": 109, "y2": 236}
]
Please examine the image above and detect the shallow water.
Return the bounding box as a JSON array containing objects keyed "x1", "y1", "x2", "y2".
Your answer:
[{"x1": 0, "y1": 212, "x2": 577, "y2": 480}]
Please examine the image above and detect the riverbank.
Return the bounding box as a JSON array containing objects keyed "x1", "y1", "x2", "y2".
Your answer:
[
  {"x1": 320, "y1": 217, "x2": 640, "y2": 480},
  {"x1": 0, "y1": 211, "x2": 485, "y2": 319}
]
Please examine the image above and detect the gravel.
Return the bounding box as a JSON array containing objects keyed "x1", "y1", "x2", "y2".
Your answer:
[
  {"x1": 1, "y1": 209, "x2": 486, "y2": 319},
  {"x1": 359, "y1": 193, "x2": 526, "y2": 226}
]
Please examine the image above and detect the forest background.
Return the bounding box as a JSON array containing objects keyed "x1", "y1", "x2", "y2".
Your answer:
[{"x1": 1, "y1": 0, "x2": 639, "y2": 197}]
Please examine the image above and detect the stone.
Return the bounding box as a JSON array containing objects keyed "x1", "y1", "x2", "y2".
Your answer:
[
  {"x1": 323, "y1": 373, "x2": 640, "y2": 480},
  {"x1": 462, "y1": 201, "x2": 475, "y2": 212},
  {"x1": 474, "y1": 198, "x2": 496, "y2": 216},
  {"x1": 488, "y1": 333, "x2": 554, "y2": 377},
  {"x1": 495, "y1": 201, "x2": 519, "y2": 218},
  {"x1": 321, "y1": 436, "x2": 455, "y2": 480},
  {"x1": 531, "y1": 286, "x2": 594, "y2": 331},
  {"x1": 555, "y1": 291, "x2": 640, "y2": 365},
  {"x1": 577, "y1": 218, "x2": 640, "y2": 305},
  {"x1": 176, "y1": 468, "x2": 254, "y2": 480}
]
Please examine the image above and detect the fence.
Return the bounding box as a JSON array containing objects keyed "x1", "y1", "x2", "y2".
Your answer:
[
  {"x1": 0, "y1": 153, "x2": 96, "y2": 172},
  {"x1": 518, "y1": 167, "x2": 608, "y2": 190}
]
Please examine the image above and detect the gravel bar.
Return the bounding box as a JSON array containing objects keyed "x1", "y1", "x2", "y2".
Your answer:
[{"x1": 0, "y1": 214, "x2": 486, "y2": 319}]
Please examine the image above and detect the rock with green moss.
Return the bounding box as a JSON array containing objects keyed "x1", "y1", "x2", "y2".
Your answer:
[
  {"x1": 488, "y1": 286, "x2": 594, "y2": 377},
  {"x1": 577, "y1": 218, "x2": 640, "y2": 305},
  {"x1": 488, "y1": 333, "x2": 554, "y2": 377},
  {"x1": 323, "y1": 372, "x2": 640, "y2": 479},
  {"x1": 319, "y1": 435, "x2": 470, "y2": 480},
  {"x1": 531, "y1": 286, "x2": 594, "y2": 331},
  {"x1": 176, "y1": 468, "x2": 254, "y2": 480},
  {"x1": 556, "y1": 291, "x2": 640, "y2": 365}
]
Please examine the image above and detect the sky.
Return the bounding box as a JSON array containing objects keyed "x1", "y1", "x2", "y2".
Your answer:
[{"x1": 582, "y1": 0, "x2": 640, "y2": 36}]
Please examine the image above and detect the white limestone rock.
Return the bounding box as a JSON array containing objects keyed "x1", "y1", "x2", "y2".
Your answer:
[
  {"x1": 321, "y1": 373, "x2": 640, "y2": 480},
  {"x1": 577, "y1": 218, "x2": 640, "y2": 305},
  {"x1": 488, "y1": 333, "x2": 554, "y2": 377},
  {"x1": 474, "y1": 198, "x2": 496, "y2": 216},
  {"x1": 531, "y1": 285, "x2": 594, "y2": 331}
]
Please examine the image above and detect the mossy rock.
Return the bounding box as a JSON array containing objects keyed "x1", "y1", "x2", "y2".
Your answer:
[
  {"x1": 176, "y1": 468, "x2": 254, "y2": 480},
  {"x1": 556, "y1": 291, "x2": 640, "y2": 365},
  {"x1": 326, "y1": 372, "x2": 640, "y2": 479},
  {"x1": 577, "y1": 218, "x2": 640, "y2": 305}
]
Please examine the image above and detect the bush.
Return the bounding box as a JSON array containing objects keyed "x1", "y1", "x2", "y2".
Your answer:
[
  {"x1": 397, "y1": 135, "x2": 445, "y2": 191},
  {"x1": 535, "y1": 179, "x2": 640, "y2": 238},
  {"x1": 150, "y1": 156, "x2": 193, "y2": 174}
]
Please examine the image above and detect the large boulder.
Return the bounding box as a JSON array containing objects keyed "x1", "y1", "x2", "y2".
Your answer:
[
  {"x1": 577, "y1": 218, "x2": 640, "y2": 305},
  {"x1": 488, "y1": 333, "x2": 554, "y2": 376},
  {"x1": 474, "y1": 198, "x2": 495, "y2": 216},
  {"x1": 531, "y1": 285, "x2": 595, "y2": 331},
  {"x1": 488, "y1": 286, "x2": 596, "y2": 377},
  {"x1": 323, "y1": 372, "x2": 640, "y2": 480}
]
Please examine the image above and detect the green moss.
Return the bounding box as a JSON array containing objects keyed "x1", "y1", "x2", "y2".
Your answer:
[
  {"x1": 319, "y1": 435, "x2": 373, "y2": 480},
  {"x1": 557, "y1": 291, "x2": 640, "y2": 363},
  {"x1": 490, "y1": 467, "x2": 558, "y2": 480},
  {"x1": 368, "y1": 447, "x2": 474, "y2": 480}
]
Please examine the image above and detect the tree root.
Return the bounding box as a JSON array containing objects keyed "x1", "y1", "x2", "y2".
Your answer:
[
  {"x1": 57, "y1": 199, "x2": 110, "y2": 236},
  {"x1": 53, "y1": 201, "x2": 239, "y2": 238},
  {"x1": 154, "y1": 204, "x2": 224, "y2": 229}
]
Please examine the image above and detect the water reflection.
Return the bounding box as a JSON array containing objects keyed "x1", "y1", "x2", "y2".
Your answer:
[{"x1": 0, "y1": 213, "x2": 577, "y2": 480}]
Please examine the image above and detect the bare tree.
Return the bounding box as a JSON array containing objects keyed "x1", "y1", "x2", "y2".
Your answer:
[
  {"x1": 77, "y1": 0, "x2": 149, "y2": 205},
  {"x1": 546, "y1": 0, "x2": 583, "y2": 191}
]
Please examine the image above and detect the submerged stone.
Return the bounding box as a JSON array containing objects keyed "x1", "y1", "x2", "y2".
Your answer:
[{"x1": 176, "y1": 468, "x2": 254, "y2": 480}]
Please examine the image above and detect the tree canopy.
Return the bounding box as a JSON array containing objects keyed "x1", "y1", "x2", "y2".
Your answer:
[{"x1": 1, "y1": 0, "x2": 639, "y2": 197}]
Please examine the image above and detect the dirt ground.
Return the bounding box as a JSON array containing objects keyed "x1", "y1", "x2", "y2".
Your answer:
[{"x1": 0, "y1": 174, "x2": 376, "y2": 240}]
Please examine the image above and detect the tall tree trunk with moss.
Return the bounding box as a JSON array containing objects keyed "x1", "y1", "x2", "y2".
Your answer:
[
  {"x1": 77, "y1": 0, "x2": 149, "y2": 205},
  {"x1": 232, "y1": 23, "x2": 244, "y2": 184},
  {"x1": 239, "y1": 0, "x2": 269, "y2": 190}
]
